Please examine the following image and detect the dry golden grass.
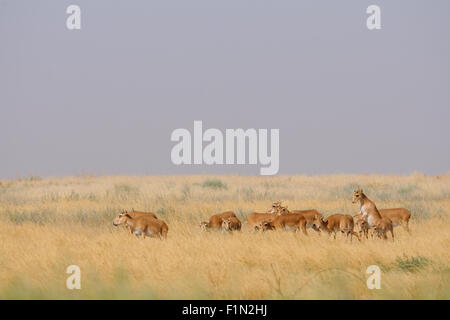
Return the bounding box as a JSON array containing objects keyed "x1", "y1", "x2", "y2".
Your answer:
[{"x1": 0, "y1": 174, "x2": 449, "y2": 299}]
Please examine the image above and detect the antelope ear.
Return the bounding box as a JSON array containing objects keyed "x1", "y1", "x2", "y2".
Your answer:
[{"x1": 125, "y1": 213, "x2": 132, "y2": 219}]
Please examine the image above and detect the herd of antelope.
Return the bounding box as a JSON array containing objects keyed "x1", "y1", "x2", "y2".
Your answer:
[{"x1": 112, "y1": 188, "x2": 411, "y2": 241}]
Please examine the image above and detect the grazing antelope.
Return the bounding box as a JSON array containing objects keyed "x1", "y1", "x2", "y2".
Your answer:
[
  {"x1": 245, "y1": 201, "x2": 286, "y2": 232},
  {"x1": 115, "y1": 209, "x2": 158, "y2": 234},
  {"x1": 352, "y1": 188, "x2": 394, "y2": 241},
  {"x1": 248, "y1": 205, "x2": 322, "y2": 233},
  {"x1": 247, "y1": 212, "x2": 278, "y2": 231},
  {"x1": 373, "y1": 219, "x2": 395, "y2": 240},
  {"x1": 113, "y1": 213, "x2": 168, "y2": 239},
  {"x1": 290, "y1": 209, "x2": 323, "y2": 234},
  {"x1": 221, "y1": 216, "x2": 242, "y2": 232},
  {"x1": 275, "y1": 206, "x2": 324, "y2": 233},
  {"x1": 200, "y1": 211, "x2": 237, "y2": 231},
  {"x1": 260, "y1": 213, "x2": 308, "y2": 235},
  {"x1": 313, "y1": 214, "x2": 360, "y2": 242}
]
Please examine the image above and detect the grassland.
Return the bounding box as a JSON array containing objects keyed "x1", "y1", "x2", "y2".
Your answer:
[{"x1": 0, "y1": 173, "x2": 449, "y2": 299}]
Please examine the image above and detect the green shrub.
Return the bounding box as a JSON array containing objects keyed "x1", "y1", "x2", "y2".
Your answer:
[
  {"x1": 396, "y1": 254, "x2": 430, "y2": 272},
  {"x1": 113, "y1": 183, "x2": 140, "y2": 200},
  {"x1": 65, "y1": 190, "x2": 80, "y2": 201},
  {"x1": 201, "y1": 179, "x2": 227, "y2": 190},
  {"x1": 5, "y1": 211, "x2": 55, "y2": 225},
  {"x1": 181, "y1": 185, "x2": 191, "y2": 199}
]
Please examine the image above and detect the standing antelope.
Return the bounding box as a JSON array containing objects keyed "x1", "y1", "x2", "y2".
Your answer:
[
  {"x1": 353, "y1": 213, "x2": 371, "y2": 239},
  {"x1": 113, "y1": 212, "x2": 168, "y2": 239},
  {"x1": 352, "y1": 188, "x2": 394, "y2": 241},
  {"x1": 115, "y1": 209, "x2": 158, "y2": 234},
  {"x1": 378, "y1": 208, "x2": 411, "y2": 233}
]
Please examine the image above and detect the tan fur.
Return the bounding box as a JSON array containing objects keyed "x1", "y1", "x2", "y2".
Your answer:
[
  {"x1": 373, "y1": 218, "x2": 395, "y2": 240},
  {"x1": 127, "y1": 209, "x2": 158, "y2": 219},
  {"x1": 267, "y1": 200, "x2": 282, "y2": 214},
  {"x1": 354, "y1": 207, "x2": 411, "y2": 238},
  {"x1": 277, "y1": 206, "x2": 291, "y2": 215},
  {"x1": 290, "y1": 209, "x2": 323, "y2": 233},
  {"x1": 379, "y1": 208, "x2": 411, "y2": 232},
  {"x1": 113, "y1": 209, "x2": 158, "y2": 234},
  {"x1": 200, "y1": 211, "x2": 237, "y2": 231},
  {"x1": 352, "y1": 188, "x2": 394, "y2": 241},
  {"x1": 246, "y1": 212, "x2": 277, "y2": 231},
  {"x1": 221, "y1": 216, "x2": 242, "y2": 232},
  {"x1": 260, "y1": 213, "x2": 308, "y2": 235},
  {"x1": 353, "y1": 213, "x2": 371, "y2": 239},
  {"x1": 113, "y1": 214, "x2": 168, "y2": 239},
  {"x1": 314, "y1": 214, "x2": 360, "y2": 242}
]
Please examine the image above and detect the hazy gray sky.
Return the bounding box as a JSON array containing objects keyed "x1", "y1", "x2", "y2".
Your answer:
[{"x1": 1, "y1": 0, "x2": 449, "y2": 178}]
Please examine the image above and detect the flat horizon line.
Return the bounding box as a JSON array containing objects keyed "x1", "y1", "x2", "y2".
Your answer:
[{"x1": 2, "y1": 172, "x2": 449, "y2": 181}]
